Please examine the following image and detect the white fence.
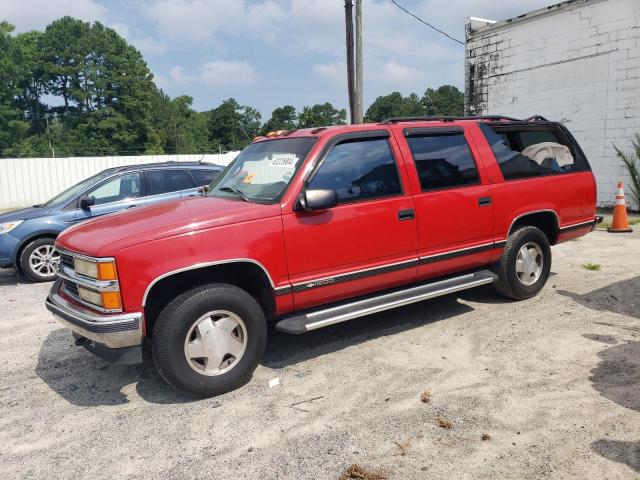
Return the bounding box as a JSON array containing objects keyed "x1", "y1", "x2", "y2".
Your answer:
[{"x1": 0, "y1": 153, "x2": 239, "y2": 210}]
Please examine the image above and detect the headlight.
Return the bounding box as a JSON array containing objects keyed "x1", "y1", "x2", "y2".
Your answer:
[
  {"x1": 0, "y1": 220, "x2": 23, "y2": 234},
  {"x1": 74, "y1": 257, "x2": 118, "y2": 280},
  {"x1": 77, "y1": 286, "x2": 122, "y2": 310}
]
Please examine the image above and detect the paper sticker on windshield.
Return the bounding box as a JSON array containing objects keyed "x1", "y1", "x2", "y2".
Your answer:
[{"x1": 270, "y1": 154, "x2": 299, "y2": 168}]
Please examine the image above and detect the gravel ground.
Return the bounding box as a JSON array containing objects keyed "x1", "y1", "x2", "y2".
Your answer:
[{"x1": 0, "y1": 227, "x2": 639, "y2": 479}]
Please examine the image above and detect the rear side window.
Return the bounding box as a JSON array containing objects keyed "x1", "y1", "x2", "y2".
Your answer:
[
  {"x1": 190, "y1": 169, "x2": 221, "y2": 187},
  {"x1": 147, "y1": 170, "x2": 194, "y2": 195},
  {"x1": 308, "y1": 138, "x2": 402, "y2": 202},
  {"x1": 405, "y1": 133, "x2": 480, "y2": 190},
  {"x1": 480, "y1": 124, "x2": 587, "y2": 180}
]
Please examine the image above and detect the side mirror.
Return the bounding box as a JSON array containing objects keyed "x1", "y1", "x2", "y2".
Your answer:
[
  {"x1": 198, "y1": 185, "x2": 209, "y2": 195},
  {"x1": 79, "y1": 196, "x2": 95, "y2": 209},
  {"x1": 298, "y1": 189, "x2": 338, "y2": 211}
]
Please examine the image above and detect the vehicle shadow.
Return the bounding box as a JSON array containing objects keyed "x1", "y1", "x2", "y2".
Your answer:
[
  {"x1": 585, "y1": 334, "x2": 640, "y2": 472},
  {"x1": 557, "y1": 275, "x2": 640, "y2": 319},
  {"x1": 262, "y1": 294, "x2": 474, "y2": 368},
  {"x1": 37, "y1": 294, "x2": 475, "y2": 406},
  {"x1": 0, "y1": 267, "x2": 21, "y2": 287},
  {"x1": 36, "y1": 329, "x2": 194, "y2": 407}
]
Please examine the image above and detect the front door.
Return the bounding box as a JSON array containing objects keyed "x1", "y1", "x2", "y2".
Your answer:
[
  {"x1": 74, "y1": 172, "x2": 147, "y2": 222},
  {"x1": 282, "y1": 132, "x2": 418, "y2": 310},
  {"x1": 393, "y1": 127, "x2": 495, "y2": 280}
]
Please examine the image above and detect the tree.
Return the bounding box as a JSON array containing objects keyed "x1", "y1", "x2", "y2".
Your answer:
[
  {"x1": 422, "y1": 85, "x2": 464, "y2": 116},
  {"x1": 261, "y1": 105, "x2": 297, "y2": 134},
  {"x1": 364, "y1": 92, "x2": 424, "y2": 122},
  {"x1": 0, "y1": 21, "x2": 29, "y2": 155},
  {"x1": 208, "y1": 98, "x2": 260, "y2": 151},
  {"x1": 298, "y1": 102, "x2": 346, "y2": 128}
]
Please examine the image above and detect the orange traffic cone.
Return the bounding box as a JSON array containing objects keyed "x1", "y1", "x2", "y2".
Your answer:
[{"x1": 607, "y1": 181, "x2": 633, "y2": 233}]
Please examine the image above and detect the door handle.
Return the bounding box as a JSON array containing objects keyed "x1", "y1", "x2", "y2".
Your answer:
[
  {"x1": 127, "y1": 204, "x2": 138, "y2": 209},
  {"x1": 398, "y1": 208, "x2": 415, "y2": 221},
  {"x1": 478, "y1": 196, "x2": 492, "y2": 207}
]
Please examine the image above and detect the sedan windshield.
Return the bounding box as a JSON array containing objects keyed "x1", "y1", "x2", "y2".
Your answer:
[{"x1": 208, "y1": 137, "x2": 317, "y2": 203}]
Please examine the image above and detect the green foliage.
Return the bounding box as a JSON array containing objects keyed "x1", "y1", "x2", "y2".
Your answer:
[
  {"x1": 422, "y1": 85, "x2": 464, "y2": 116},
  {"x1": 364, "y1": 92, "x2": 425, "y2": 122},
  {"x1": 0, "y1": 17, "x2": 466, "y2": 158},
  {"x1": 298, "y1": 102, "x2": 347, "y2": 128},
  {"x1": 580, "y1": 262, "x2": 601, "y2": 271},
  {"x1": 613, "y1": 134, "x2": 640, "y2": 210},
  {"x1": 261, "y1": 105, "x2": 297, "y2": 134}
]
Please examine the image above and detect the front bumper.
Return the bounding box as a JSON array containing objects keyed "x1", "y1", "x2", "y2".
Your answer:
[
  {"x1": 46, "y1": 279, "x2": 143, "y2": 363},
  {"x1": 0, "y1": 232, "x2": 20, "y2": 266}
]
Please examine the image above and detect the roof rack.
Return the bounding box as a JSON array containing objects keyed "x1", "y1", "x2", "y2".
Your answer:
[{"x1": 381, "y1": 115, "x2": 523, "y2": 124}]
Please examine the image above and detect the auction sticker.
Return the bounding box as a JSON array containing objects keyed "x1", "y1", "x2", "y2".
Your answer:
[{"x1": 270, "y1": 153, "x2": 298, "y2": 168}]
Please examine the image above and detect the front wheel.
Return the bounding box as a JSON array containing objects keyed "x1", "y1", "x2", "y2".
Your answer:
[
  {"x1": 19, "y1": 238, "x2": 59, "y2": 282},
  {"x1": 152, "y1": 283, "x2": 267, "y2": 398},
  {"x1": 493, "y1": 226, "x2": 551, "y2": 300}
]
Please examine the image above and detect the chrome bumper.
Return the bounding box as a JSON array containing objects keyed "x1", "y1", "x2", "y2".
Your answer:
[{"x1": 46, "y1": 279, "x2": 143, "y2": 349}]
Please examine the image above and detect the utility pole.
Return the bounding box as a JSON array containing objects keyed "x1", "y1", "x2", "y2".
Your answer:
[
  {"x1": 45, "y1": 115, "x2": 55, "y2": 158},
  {"x1": 344, "y1": 0, "x2": 356, "y2": 124},
  {"x1": 354, "y1": 0, "x2": 363, "y2": 124}
]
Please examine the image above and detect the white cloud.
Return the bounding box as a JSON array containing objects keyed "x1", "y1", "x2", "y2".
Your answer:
[
  {"x1": 4, "y1": 0, "x2": 105, "y2": 31},
  {"x1": 170, "y1": 61, "x2": 257, "y2": 87},
  {"x1": 313, "y1": 62, "x2": 347, "y2": 88},
  {"x1": 147, "y1": 0, "x2": 243, "y2": 41}
]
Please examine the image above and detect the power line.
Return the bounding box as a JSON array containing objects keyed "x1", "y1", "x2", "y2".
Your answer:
[{"x1": 389, "y1": 0, "x2": 464, "y2": 45}]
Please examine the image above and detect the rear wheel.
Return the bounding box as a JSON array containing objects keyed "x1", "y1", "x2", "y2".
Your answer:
[
  {"x1": 493, "y1": 226, "x2": 551, "y2": 300},
  {"x1": 19, "y1": 238, "x2": 59, "y2": 282},
  {"x1": 152, "y1": 283, "x2": 267, "y2": 397}
]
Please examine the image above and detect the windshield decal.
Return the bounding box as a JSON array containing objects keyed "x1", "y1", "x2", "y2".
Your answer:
[{"x1": 269, "y1": 153, "x2": 299, "y2": 168}]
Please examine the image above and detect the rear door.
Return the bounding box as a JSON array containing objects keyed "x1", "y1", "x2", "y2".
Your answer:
[
  {"x1": 146, "y1": 169, "x2": 195, "y2": 204},
  {"x1": 393, "y1": 126, "x2": 495, "y2": 280},
  {"x1": 282, "y1": 131, "x2": 418, "y2": 309}
]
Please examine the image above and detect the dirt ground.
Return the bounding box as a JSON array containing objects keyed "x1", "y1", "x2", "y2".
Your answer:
[{"x1": 0, "y1": 227, "x2": 638, "y2": 479}]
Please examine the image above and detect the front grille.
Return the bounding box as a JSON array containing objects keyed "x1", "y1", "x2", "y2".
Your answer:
[
  {"x1": 59, "y1": 251, "x2": 74, "y2": 269},
  {"x1": 62, "y1": 279, "x2": 80, "y2": 299}
]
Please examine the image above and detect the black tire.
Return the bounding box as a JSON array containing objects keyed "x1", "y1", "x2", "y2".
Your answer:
[
  {"x1": 152, "y1": 283, "x2": 267, "y2": 398},
  {"x1": 493, "y1": 226, "x2": 551, "y2": 300},
  {"x1": 19, "y1": 237, "x2": 58, "y2": 282}
]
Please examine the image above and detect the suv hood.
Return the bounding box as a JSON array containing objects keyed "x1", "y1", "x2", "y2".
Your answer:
[
  {"x1": 57, "y1": 196, "x2": 281, "y2": 257},
  {"x1": 0, "y1": 205, "x2": 53, "y2": 223}
]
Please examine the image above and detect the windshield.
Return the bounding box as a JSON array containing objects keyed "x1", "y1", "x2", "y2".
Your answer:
[
  {"x1": 207, "y1": 137, "x2": 317, "y2": 203},
  {"x1": 42, "y1": 172, "x2": 109, "y2": 207}
]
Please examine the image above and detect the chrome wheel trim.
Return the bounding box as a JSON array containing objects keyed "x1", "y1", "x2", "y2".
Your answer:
[
  {"x1": 29, "y1": 244, "x2": 60, "y2": 278},
  {"x1": 515, "y1": 242, "x2": 543, "y2": 286},
  {"x1": 184, "y1": 310, "x2": 248, "y2": 376}
]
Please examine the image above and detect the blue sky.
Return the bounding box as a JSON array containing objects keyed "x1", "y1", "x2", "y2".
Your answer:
[{"x1": 6, "y1": 0, "x2": 553, "y2": 118}]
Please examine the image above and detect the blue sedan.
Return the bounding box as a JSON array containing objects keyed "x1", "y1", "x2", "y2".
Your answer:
[{"x1": 0, "y1": 161, "x2": 223, "y2": 281}]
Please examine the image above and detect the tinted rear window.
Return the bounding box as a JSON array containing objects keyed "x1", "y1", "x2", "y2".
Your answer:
[
  {"x1": 406, "y1": 132, "x2": 480, "y2": 190},
  {"x1": 190, "y1": 169, "x2": 221, "y2": 187},
  {"x1": 479, "y1": 124, "x2": 589, "y2": 180}
]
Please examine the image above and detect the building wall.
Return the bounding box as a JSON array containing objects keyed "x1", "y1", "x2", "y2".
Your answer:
[
  {"x1": 465, "y1": 0, "x2": 640, "y2": 208},
  {"x1": 0, "y1": 152, "x2": 238, "y2": 210}
]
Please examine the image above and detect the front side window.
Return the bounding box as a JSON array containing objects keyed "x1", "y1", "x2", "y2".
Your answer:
[
  {"x1": 308, "y1": 138, "x2": 402, "y2": 202},
  {"x1": 147, "y1": 170, "x2": 193, "y2": 196},
  {"x1": 406, "y1": 133, "x2": 480, "y2": 190},
  {"x1": 208, "y1": 137, "x2": 317, "y2": 202},
  {"x1": 87, "y1": 173, "x2": 142, "y2": 206},
  {"x1": 480, "y1": 124, "x2": 585, "y2": 180}
]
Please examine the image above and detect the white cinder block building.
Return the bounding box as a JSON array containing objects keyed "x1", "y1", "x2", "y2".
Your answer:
[{"x1": 464, "y1": 0, "x2": 640, "y2": 208}]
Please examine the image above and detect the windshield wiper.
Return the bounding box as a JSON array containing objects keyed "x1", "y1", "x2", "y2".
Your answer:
[{"x1": 218, "y1": 186, "x2": 252, "y2": 202}]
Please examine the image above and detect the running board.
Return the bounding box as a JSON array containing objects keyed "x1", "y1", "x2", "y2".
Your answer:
[{"x1": 275, "y1": 270, "x2": 497, "y2": 334}]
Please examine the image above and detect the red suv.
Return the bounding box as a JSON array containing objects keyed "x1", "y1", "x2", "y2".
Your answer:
[{"x1": 46, "y1": 116, "x2": 601, "y2": 397}]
